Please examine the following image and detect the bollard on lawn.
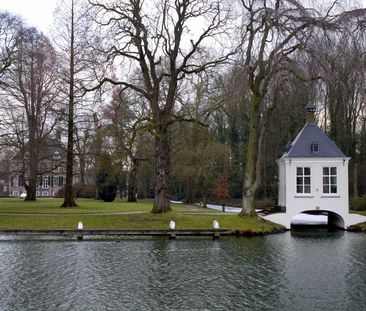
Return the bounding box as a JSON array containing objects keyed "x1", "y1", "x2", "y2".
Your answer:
[
  {"x1": 169, "y1": 220, "x2": 176, "y2": 239},
  {"x1": 77, "y1": 221, "x2": 83, "y2": 240},
  {"x1": 213, "y1": 220, "x2": 220, "y2": 239}
]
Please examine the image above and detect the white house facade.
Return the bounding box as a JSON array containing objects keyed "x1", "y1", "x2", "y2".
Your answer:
[
  {"x1": 264, "y1": 104, "x2": 366, "y2": 229},
  {"x1": 8, "y1": 137, "x2": 66, "y2": 198}
]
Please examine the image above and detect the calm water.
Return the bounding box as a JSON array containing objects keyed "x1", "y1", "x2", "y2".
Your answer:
[{"x1": 0, "y1": 231, "x2": 365, "y2": 310}]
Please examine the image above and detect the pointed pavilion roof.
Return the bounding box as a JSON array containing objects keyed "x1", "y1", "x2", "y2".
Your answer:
[{"x1": 281, "y1": 122, "x2": 346, "y2": 158}]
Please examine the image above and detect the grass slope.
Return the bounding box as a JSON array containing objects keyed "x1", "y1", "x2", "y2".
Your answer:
[{"x1": 0, "y1": 198, "x2": 283, "y2": 233}]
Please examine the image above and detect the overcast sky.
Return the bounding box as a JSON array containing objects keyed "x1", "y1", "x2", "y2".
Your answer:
[
  {"x1": 0, "y1": 0, "x2": 58, "y2": 34},
  {"x1": 1, "y1": 0, "x2": 366, "y2": 35}
]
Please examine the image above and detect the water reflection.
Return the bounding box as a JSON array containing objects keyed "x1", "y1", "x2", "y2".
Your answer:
[{"x1": 0, "y1": 233, "x2": 365, "y2": 310}]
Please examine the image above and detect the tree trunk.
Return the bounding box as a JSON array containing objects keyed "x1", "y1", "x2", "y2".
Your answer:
[
  {"x1": 201, "y1": 187, "x2": 207, "y2": 208},
  {"x1": 62, "y1": 114, "x2": 77, "y2": 206},
  {"x1": 128, "y1": 158, "x2": 138, "y2": 202},
  {"x1": 186, "y1": 176, "x2": 195, "y2": 204},
  {"x1": 62, "y1": 133, "x2": 77, "y2": 207},
  {"x1": 152, "y1": 124, "x2": 171, "y2": 213},
  {"x1": 93, "y1": 113, "x2": 102, "y2": 200},
  {"x1": 24, "y1": 179, "x2": 36, "y2": 201},
  {"x1": 79, "y1": 153, "x2": 86, "y2": 184},
  {"x1": 61, "y1": 0, "x2": 77, "y2": 207},
  {"x1": 241, "y1": 195, "x2": 256, "y2": 216},
  {"x1": 25, "y1": 125, "x2": 37, "y2": 201},
  {"x1": 353, "y1": 162, "x2": 358, "y2": 198},
  {"x1": 240, "y1": 96, "x2": 262, "y2": 217}
]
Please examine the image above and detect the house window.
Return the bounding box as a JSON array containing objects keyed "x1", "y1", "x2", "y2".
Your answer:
[
  {"x1": 18, "y1": 176, "x2": 24, "y2": 187},
  {"x1": 42, "y1": 191, "x2": 49, "y2": 197},
  {"x1": 296, "y1": 167, "x2": 311, "y2": 193},
  {"x1": 323, "y1": 167, "x2": 337, "y2": 194},
  {"x1": 42, "y1": 177, "x2": 49, "y2": 189},
  {"x1": 13, "y1": 191, "x2": 19, "y2": 196},
  {"x1": 311, "y1": 142, "x2": 319, "y2": 153}
]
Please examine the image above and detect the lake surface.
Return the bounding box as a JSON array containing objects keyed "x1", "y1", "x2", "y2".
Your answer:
[{"x1": 0, "y1": 231, "x2": 365, "y2": 310}]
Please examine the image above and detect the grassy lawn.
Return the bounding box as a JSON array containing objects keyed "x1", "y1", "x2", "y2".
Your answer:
[
  {"x1": 0, "y1": 198, "x2": 282, "y2": 233},
  {"x1": 0, "y1": 198, "x2": 197, "y2": 214}
]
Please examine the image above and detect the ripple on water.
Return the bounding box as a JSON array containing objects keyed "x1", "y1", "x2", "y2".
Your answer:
[{"x1": 0, "y1": 233, "x2": 366, "y2": 310}]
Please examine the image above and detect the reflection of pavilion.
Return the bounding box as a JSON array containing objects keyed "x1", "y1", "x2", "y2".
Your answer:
[{"x1": 264, "y1": 104, "x2": 366, "y2": 229}]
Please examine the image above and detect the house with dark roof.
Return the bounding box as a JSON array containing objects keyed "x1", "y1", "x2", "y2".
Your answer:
[
  {"x1": 8, "y1": 137, "x2": 66, "y2": 197},
  {"x1": 263, "y1": 104, "x2": 366, "y2": 229}
]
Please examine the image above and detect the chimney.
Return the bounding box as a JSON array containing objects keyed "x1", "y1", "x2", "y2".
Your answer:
[{"x1": 305, "y1": 103, "x2": 316, "y2": 123}]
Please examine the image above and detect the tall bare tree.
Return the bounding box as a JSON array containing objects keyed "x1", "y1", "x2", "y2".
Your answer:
[
  {"x1": 0, "y1": 12, "x2": 22, "y2": 80},
  {"x1": 0, "y1": 27, "x2": 59, "y2": 200},
  {"x1": 89, "y1": 0, "x2": 236, "y2": 213},
  {"x1": 310, "y1": 27, "x2": 366, "y2": 198},
  {"x1": 54, "y1": 0, "x2": 92, "y2": 207},
  {"x1": 238, "y1": 0, "x2": 334, "y2": 215},
  {"x1": 238, "y1": 0, "x2": 366, "y2": 215}
]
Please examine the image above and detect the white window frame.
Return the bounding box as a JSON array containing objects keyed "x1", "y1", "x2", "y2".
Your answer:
[
  {"x1": 54, "y1": 151, "x2": 61, "y2": 160},
  {"x1": 42, "y1": 191, "x2": 49, "y2": 197},
  {"x1": 42, "y1": 177, "x2": 49, "y2": 189},
  {"x1": 323, "y1": 167, "x2": 337, "y2": 194},
  {"x1": 296, "y1": 167, "x2": 311, "y2": 194}
]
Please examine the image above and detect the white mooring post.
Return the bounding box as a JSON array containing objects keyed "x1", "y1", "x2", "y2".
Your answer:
[
  {"x1": 213, "y1": 220, "x2": 220, "y2": 239},
  {"x1": 169, "y1": 221, "x2": 176, "y2": 239},
  {"x1": 77, "y1": 221, "x2": 83, "y2": 240}
]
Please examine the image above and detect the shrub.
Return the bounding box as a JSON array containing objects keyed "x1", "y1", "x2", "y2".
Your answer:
[
  {"x1": 256, "y1": 198, "x2": 275, "y2": 209},
  {"x1": 212, "y1": 171, "x2": 231, "y2": 207},
  {"x1": 98, "y1": 183, "x2": 117, "y2": 202},
  {"x1": 96, "y1": 170, "x2": 117, "y2": 202},
  {"x1": 55, "y1": 183, "x2": 97, "y2": 199},
  {"x1": 350, "y1": 197, "x2": 366, "y2": 211},
  {"x1": 55, "y1": 187, "x2": 64, "y2": 198},
  {"x1": 75, "y1": 183, "x2": 96, "y2": 198}
]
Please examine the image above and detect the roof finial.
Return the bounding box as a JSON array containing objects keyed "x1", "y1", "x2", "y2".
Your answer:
[{"x1": 305, "y1": 103, "x2": 316, "y2": 123}]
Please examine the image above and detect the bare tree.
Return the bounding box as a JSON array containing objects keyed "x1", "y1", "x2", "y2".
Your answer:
[
  {"x1": 89, "y1": 0, "x2": 236, "y2": 213},
  {"x1": 310, "y1": 27, "x2": 366, "y2": 198},
  {"x1": 102, "y1": 87, "x2": 151, "y2": 202},
  {"x1": 0, "y1": 12, "x2": 22, "y2": 80},
  {"x1": 238, "y1": 0, "x2": 366, "y2": 215},
  {"x1": 54, "y1": 0, "x2": 93, "y2": 207},
  {"x1": 238, "y1": 0, "x2": 334, "y2": 215},
  {"x1": 0, "y1": 27, "x2": 60, "y2": 200}
]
